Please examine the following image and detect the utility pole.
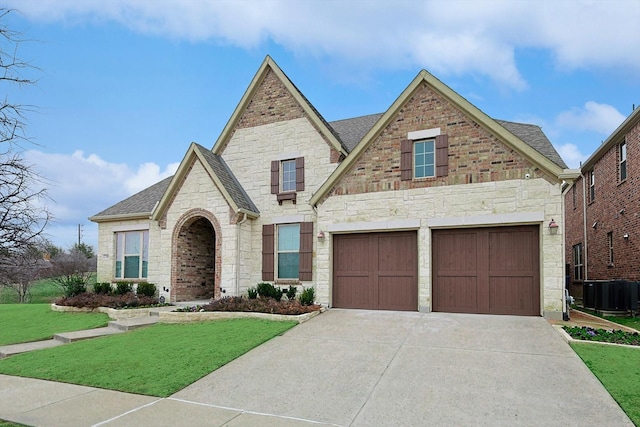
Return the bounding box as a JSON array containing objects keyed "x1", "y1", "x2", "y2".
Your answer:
[{"x1": 78, "y1": 224, "x2": 83, "y2": 246}]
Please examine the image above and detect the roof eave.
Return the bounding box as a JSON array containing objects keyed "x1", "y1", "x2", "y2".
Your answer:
[
  {"x1": 89, "y1": 212, "x2": 151, "y2": 223},
  {"x1": 581, "y1": 107, "x2": 640, "y2": 172}
]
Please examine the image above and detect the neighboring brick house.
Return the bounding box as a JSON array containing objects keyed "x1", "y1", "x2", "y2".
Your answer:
[
  {"x1": 91, "y1": 56, "x2": 572, "y2": 318},
  {"x1": 564, "y1": 107, "x2": 640, "y2": 297}
]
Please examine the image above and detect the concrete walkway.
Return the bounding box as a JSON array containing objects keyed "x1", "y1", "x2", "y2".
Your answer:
[{"x1": 0, "y1": 310, "x2": 634, "y2": 426}]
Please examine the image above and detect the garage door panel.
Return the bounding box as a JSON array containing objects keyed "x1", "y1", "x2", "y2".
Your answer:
[
  {"x1": 378, "y1": 276, "x2": 417, "y2": 311},
  {"x1": 434, "y1": 232, "x2": 477, "y2": 271},
  {"x1": 490, "y1": 277, "x2": 538, "y2": 315},
  {"x1": 433, "y1": 226, "x2": 540, "y2": 316},
  {"x1": 433, "y1": 276, "x2": 478, "y2": 312},
  {"x1": 334, "y1": 236, "x2": 370, "y2": 271},
  {"x1": 378, "y1": 234, "x2": 416, "y2": 272},
  {"x1": 333, "y1": 276, "x2": 373, "y2": 309}
]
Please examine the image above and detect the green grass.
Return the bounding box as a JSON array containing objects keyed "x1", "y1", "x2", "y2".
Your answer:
[
  {"x1": 571, "y1": 343, "x2": 640, "y2": 425},
  {"x1": 0, "y1": 318, "x2": 296, "y2": 397},
  {"x1": 0, "y1": 304, "x2": 109, "y2": 346},
  {"x1": 0, "y1": 274, "x2": 97, "y2": 304},
  {"x1": 0, "y1": 420, "x2": 27, "y2": 427}
]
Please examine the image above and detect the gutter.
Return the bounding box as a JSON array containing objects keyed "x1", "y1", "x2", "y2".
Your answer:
[{"x1": 235, "y1": 212, "x2": 248, "y2": 296}]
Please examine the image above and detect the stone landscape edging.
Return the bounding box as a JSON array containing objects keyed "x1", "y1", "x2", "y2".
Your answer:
[
  {"x1": 553, "y1": 325, "x2": 640, "y2": 350},
  {"x1": 51, "y1": 303, "x2": 324, "y2": 324}
]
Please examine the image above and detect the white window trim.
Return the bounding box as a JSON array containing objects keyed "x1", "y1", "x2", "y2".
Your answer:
[
  {"x1": 408, "y1": 128, "x2": 440, "y2": 140},
  {"x1": 413, "y1": 138, "x2": 436, "y2": 179},
  {"x1": 112, "y1": 224, "x2": 150, "y2": 232},
  {"x1": 281, "y1": 159, "x2": 297, "y2": 193},
  {"x1": 276, "y1": 223, "x2": 300, "y2": 280},
  {"x1": 115, "y1": 230, "x2": 149, "y2": 280}
]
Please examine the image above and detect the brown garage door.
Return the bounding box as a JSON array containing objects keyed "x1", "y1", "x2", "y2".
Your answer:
[
  {"x1": 333, "y1": 231, "x2": 417, "y2": 311},
  {"x1": 432, "y1": 226, "x2": 540, "y2": 316}
]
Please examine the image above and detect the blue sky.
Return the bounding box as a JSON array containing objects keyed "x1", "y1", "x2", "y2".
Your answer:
[{"x1": 4, "y1": 0, "x2": 640, "y2": 249}]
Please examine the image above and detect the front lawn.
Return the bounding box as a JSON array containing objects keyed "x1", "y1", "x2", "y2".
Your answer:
[
  {"x1": 571, "y1": 343, "x2": 640, "y2": 425},
  {"x1": 0, "y1": 304, "x2": 109, "y2": 346},
  {"x1": 0, "y1": 318, "x2": 295, "y2": 397}
]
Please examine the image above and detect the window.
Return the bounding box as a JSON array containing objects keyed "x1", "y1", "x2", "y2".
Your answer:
[
  {"x1": 277, "y1": 224, "x2": 300, "y2": 279},
  {"x1": 572, "y1": 243, "x2": 583, "y2": 281},
  {"x1": 414, "y1": 139, "x2": 435, "y2": 178},
  {"x1": 262, "y1": 223, "x2": 313, "y2": 281},
  {"x1": 281, "y1": 159, "x2": 296, "y2": 192},
  {"x1": 588, "y1": 170, "x2": 595, "y2": 202},
  {"x1": 619, "y1": 141, "x2": 627, "y2": 182},
  {"x1": 401, "y1": 134, "x2": 448, "y2": 180},
  {"x1": 115, "y1": 230, "x2": 149, "y2": 279},
  {"x1": 271, "y1": 157, "x2": 304, "y2": 204},
  {"x1": 607, "y1": 232, "x2": 614, "y2": 266}
]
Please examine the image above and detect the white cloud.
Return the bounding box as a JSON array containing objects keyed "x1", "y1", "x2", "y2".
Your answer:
[
  {"x1": 556, "y1": 102, "x2": 626, "y2": 135},
  {"x1": 23, "y1": 149, "x2": 177, "y2": 248},
  {"x1": 556, "y1": 143, "x2": 588, "y2": 169},
  {"x1": 9, "y1": 0, "x2": 640, "y2": 90}
]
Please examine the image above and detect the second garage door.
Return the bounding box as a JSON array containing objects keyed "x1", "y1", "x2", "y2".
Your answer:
[
  {"x1": 432, "y1": 226, "x2": 540, "y2": 316},
  {"x1": 333, "y1": 231, "x2": 417, "y2": 311}
]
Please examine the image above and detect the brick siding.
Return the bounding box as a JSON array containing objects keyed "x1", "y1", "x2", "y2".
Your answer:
[
  {"x1": 565, "y1": 118, "x2": 640, "y2": 287},
  {"x1": 328, "y1": 82, "x2": 553, "y2": 197}
]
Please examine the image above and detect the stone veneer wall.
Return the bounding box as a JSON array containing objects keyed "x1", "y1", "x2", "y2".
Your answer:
[{"x1": 316, "y1": 178, "x2": 565, "y2": 318}]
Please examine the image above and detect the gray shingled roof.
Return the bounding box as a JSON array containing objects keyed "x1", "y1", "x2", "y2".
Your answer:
[
  {"x1": 193, "y1": 143, "x2": 259, "y2": 215},
  {"x1": 92, "y1": 115, "x2": 566, "y2": 220},
  {"x1": 495, "y1": 120, "x2": 567, "y2": 169},
  {"x1": 329, "y1": 113, "x2": 383, "y2": 152},
  {"x1": 91, "y1": 175, "x2": 172, "y2": 219}
]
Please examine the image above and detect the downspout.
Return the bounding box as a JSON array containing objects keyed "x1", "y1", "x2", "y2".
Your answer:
[
  {"x1": 235, "y1": 212, "x2": 248, "y2": 296},
  {"x1": 581, "y1": 173, "x2": 588, "y2": 281},
  {"x1": 560, "y1": 181, "x2": 568, "y2": 319}
]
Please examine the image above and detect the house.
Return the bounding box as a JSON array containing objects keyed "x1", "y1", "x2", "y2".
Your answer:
[
  {"x1": 90, "y1": 56, "x2": 573, "y2": 318},
  {"x1": 564, "y1": 106, "x2": 640, "y2": 298}
]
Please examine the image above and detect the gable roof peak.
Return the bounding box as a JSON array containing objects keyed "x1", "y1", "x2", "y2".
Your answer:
[{"x1": 211, "y1": 55, "x2": 348, "y2": 157}]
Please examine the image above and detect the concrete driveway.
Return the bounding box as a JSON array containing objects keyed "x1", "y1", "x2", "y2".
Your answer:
[{"x1": 171, "y1": 310, "x2": 632, "y2": 426}]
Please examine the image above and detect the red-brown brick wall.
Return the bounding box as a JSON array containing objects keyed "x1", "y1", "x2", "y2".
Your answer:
[
  {"x1": 565, "y1": 118, "x2": 640, "y2": 286},
  {"x1": 329, "y1": 82, "x2": 553, "y2": 197},
  {"x1": 171, "y1": 209, "x2": 222, "y2": 302},
  {"x1": 564, "y1": 176, "x2": 585, "y2": 296}
]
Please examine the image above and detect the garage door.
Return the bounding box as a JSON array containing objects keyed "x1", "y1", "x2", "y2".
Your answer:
[
  {"x1": 333, "y1": 231, "x2": 417, "y2": 311},
  {"x1": 432, "y1": 226, "x2": 540, "y2": 316}
]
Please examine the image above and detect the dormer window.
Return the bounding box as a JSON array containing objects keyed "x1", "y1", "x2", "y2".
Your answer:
[{"x1": 271, "y1": 157, "x2": 304, "y2": 204}]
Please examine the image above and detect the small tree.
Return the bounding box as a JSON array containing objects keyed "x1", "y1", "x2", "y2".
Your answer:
[
  {"x1": 47, "y1": 246, "x2": 94, "y2": 297},
  {"x1": 0, "y1": 241, "x2": 50, "y2": 302}
]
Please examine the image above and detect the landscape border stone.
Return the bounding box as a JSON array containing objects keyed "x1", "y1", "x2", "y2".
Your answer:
[{"x1": 50, "y1": 303, "x2": 324, "y2": 324}]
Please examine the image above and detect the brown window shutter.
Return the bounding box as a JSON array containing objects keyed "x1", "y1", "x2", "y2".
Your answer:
[
  {"x1": 435, "y1": 134, "x2": 449, "y2": 177},
  {"x1": 296, "y1": 157, "x2": 305, "y2": 192},
  {"x1": 400, "y1": 139, "x2": 413, "y2": 181},
  {"x1": 299, "y1": 222, "x2": 313, "y2": 281},
  {"x1": 262, "y1": 224, "x2": 274, "y2": 281},
  {"x1": 271, "y1": 161, "x2": 279, "y2": 194}
]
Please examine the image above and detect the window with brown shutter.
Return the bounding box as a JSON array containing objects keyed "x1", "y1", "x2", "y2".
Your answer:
[
  {"x1": 400, "y1": 139, "x2": 412, "y2": 181},
  {"x1": 299, "y1": 222, "x2": 313, "y2": 281},
  {"x1": 272, "y1": 157, "x2": 305, "y2": 204},
  {"x1": 262, "y1": 224, "x2": 275, "y2": 281},
  {"x1": 435, "y1": 134, "x2": 449, "y2": 177}
]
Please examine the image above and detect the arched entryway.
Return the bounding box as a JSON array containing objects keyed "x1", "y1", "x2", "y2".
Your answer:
[{"x1": 171, "y1": 209, "x2": 222, "y2": 302}]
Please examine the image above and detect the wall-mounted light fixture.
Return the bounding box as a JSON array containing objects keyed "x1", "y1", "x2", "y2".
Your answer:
[
  {"x1": 623, "y1": 233, "x2": 630, "y2": 240},
  {"x1": 548, "y1": 219, "x2": 559, "y2": 235},
  {"x1": 317, "y1": 231, "x2": 325, "y2": 240}
]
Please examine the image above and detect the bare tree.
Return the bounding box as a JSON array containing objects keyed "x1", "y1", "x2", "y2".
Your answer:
[
  {"x1": 0, "y1": 9, "x2": 50, "y2": 262},
  {"x1": 0, "y1": 240, "x2": 50, "y2": 302}
]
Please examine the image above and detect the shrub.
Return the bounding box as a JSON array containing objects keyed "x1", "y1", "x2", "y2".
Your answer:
[
  {"x1": 93, "y1": 282, "x2": 112, "y2": 295},
  {"x1": 247, "y1": 287, "x2": 258, "y2": 299},
  {"x1": 60, "y1": 276, "x2": 87, "y2": 297},
  {"x1": 256, "y1": 282, "x2": 283, "y2": 301},
  {"x1": 286, "y1": 285, "x2": 297, "y2": 301},
  {"x1": 136, "y1": 282, "x2": 157, "y2": 297},
  {"x1": 299, "y1": 287, "x2": 315, "y2": 306},
  {"x1": 55, "y1": 292, "x2": 162, "y2": 309},
  {"x1": 199, "y1": 296, "x2": 321, "y2": 315},
  {"x1": 114, "y1": 281, "x2": 133, "y2": 295}
]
